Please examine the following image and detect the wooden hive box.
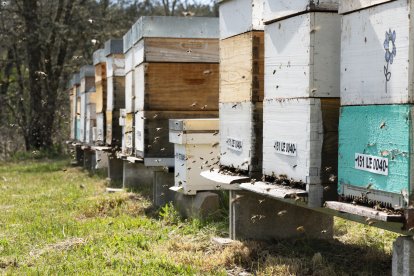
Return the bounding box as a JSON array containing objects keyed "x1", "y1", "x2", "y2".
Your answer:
[
  {"x1": 338, "y1": 104, "x2": 414, "y2": 209},
  {"x1": 68, "y1": 73, "x2": 80, "y2": 140},
  {"x1": 262, "y1": 98, "x2": 339, "y2": 199},
  {"x1": 262, "y1": 0, "x2": 338, "y2": 23},
  {"x1": 128, "y1": 16, "x2": 220, "y2": 113},
  {"x1": 218, "y1": 0, "x2": 265, "y2": 177},
  {"x1": 134, "y1": 110, "x2": 218, "y2": 160},
  {"x1": 105, "y1": 39, "x2": 125, "y2": 146},
  {"x1": 169, "y1": 119, "x2": 220, "y2": 195},
  {"x1": 264, "y1": 12, "x2": 340, "y2": 99},
  {"x1": 340, "y1": 0, "x2": 414, "y2": 105},
  {"x1": 218, "y1": 0, "x2": 263, "y2": 40},
  {"x1": 121, "y1": 112, "x2": 134, "y2": 156},
  {"x1": 219, "y1": 102, "x2": 262, "y2": 175},
  {"x1": 93, "y1": 49, "x2": 107, "y2": 113},
  {"x1": 123, "y1": 29, "x2": 135, "y2": 114},
  {"x1": 79, "y1": 65, "x2": 95, "y2": 143}
]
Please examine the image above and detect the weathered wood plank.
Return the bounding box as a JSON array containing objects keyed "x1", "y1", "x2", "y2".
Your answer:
[
  {"x1": 220, "y1": 31, "x2": 264, "y2": 103},
  {"x1": 106, "y1": 76, "x2": 125, "y2": 112},
  {"x1": 95, "y1": 80, "x2": 106, "y2": 113},
  {"x1": 134, "y1": 63, "x2": 219, "y2": 112},
  {"x1": 240, "y1": 181, "x2": 308, "y2": 199},
  {"x1": 133, "y1": 38, "x2": 219, "y2": 66},
  {"x1": 200, "y1": 169, "x2": 249, "y2": 185},
  {"x1": 325, "y1": 201, "x2": 403, "y2": 222}
]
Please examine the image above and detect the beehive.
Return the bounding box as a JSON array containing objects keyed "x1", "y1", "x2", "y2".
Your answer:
[
  {"x1": 340, "y1": 0, "x2": 414, "y2": 105},
  {"x1": 262, "y1": 0, "x2": 338, "y2": 23},
  {"x1": 68, "y1": 73, "x2": 80, "y2": 141},
  {"x1": 93, "y1": 49, "x2": 107, "y2": 145},
  {"x1": 120, "y1": 16, "x2": 220, "y2": 160},
  {"x1": 262, "y1": 98, "x2": 339, "y2": 194},
  {"x1": 134, "y1": 110, "x2": 218, "y2": 159},
  {"x1": 122, "y1": 113, "x2": 134, "y2": 156},
  {"x1": 218, "y1": 0, "x2": 264, "y2": 177},
  {"x1": 338, "y1": 104, "x2": 414, "y2": 208},
  {"x1": 105, "y1": 39, "x2": 125, "y2": 146},
  {"x1": 264, "y1": 12, "x2": 341, "y2": 99},
  {"x1": 169, "y1": 119, "x2": 220, "y2": 195},
  {"x1": 79, "y1": 65, "x2": 95, "y2": 143}
]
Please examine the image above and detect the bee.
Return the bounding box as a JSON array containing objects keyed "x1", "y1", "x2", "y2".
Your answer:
[{"x1": 277, "y1": 210, "x2": 287, "y2": 216}]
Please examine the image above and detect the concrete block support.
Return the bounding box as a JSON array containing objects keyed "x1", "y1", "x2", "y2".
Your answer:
[
  {"x1": 123, "y1": 162, "x2": 154, "y2": 193},
  {"x1": 83, "y1": 150, "x2": 93, "y2": 171},
  {"x1": 74, "y1": 146, "x2": 84, "y2": 166},
  {"x1": 153, "y1": 171, "x2": 175, "y2": 207},
  {"x1": 107, "y1": 157, "x2": 123, "y2": 188},
  {"x1": 95, "y1": 151, "x2": 109, "y2": 169},
  {"x1": 174, "y1": 192, "x2": 220, "y2": 219},
  {"x1": 393, "y1": 236, "x2": 414, "y2": 276},
  {"x1": 229, "y1": 190, "x2": 333, "y2": 241}
]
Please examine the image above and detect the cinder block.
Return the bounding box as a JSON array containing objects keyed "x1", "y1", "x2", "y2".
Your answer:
[
  {"x1": 393, "y1": 236, "x2": 414, "y2": 276},
  {"x1": 229, "y1": 190, "x2": 333, "y2": 240},
  {"x1": 107, "y1": 157, "x2": 123, "y2": 188},
  {"x1": 122, "y1": 161, "x2": 154, "y2": 191},
  {"x1": 153, "y1": 171, "x2": 175, "y2": 207},
  {"x1": 174, "y1": 191, "x2": 220, "y2": 219}
]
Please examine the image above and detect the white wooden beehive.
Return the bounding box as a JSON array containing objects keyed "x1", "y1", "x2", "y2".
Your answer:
[
  {"x1": 262, "y1": 98, "x2": 339, "y2": 187},
  {"x1": 96, "y1": 112, "x2": 105, "y2": 144},
  {"x1": 218, "y1": 0, "x2": 264, "y2": 39},
  {"x1": 340, "y1": 0, "x2": 414, "y2": 105},
  {"x1": 262, "y1": 0, "x2": 338, "y2": 23},
  {"x1": 219, "y1": 102, "x2": 262, "y2": 176},
  {"x1": 264, "y1": 12, "x2": 341, "y2": 99},
  {"x1": 169, "y1": 119, "x2": 219, "y2": 195}
]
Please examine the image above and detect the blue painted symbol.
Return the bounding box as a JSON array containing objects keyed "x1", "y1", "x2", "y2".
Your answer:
[{"x1": 384, "y1": 29, "x2": 396, "y2": 93}]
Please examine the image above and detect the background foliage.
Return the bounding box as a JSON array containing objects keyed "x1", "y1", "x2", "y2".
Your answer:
[{"x1": 0, "y1": 0, "x2": 216, "y2": 158}]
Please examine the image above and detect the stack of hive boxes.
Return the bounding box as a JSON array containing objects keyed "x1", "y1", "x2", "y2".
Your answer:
[
  {"x1": 124, "y1": 16, "x2": 220, "y2": 164},
  {"x1": 338, "y1": 0, "x2": 414, "y2": 209},
  {"x1": 122, "y1": 30, "x2": 135, "y2": 156},
  {"x1": 105, "y1": 39, "x2": 125, "y2": 148},
  {"x1": 261, "y1": 0, "x2": 340, "y2": 206},
  {"x1": 93, "y1": 48, "x2": 107, "y2": 145},
  {"x1": 68, "y1": 73, "x2": 80, "y2": 142},
  {"x1": 79, "y1": 65, "x2": 96, "y2": 145},
  {"x1": 218, "y1": 0, "x2": 264, "y2": 178}
]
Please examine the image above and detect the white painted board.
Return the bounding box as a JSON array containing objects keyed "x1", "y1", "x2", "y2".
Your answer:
[
  {"x1": 263, "y1": 0, "x2": 339, "y2": 23},
  {"x1": 124, "y1": 48, "x2": 134, "y2": 73},
  {"x1": 134, "y1": 110, "x2": 145, "y2": 153},
  {"x1": 86, "y1": 104, "x2": 96, "y2": 120},
  {"x1": 133, "y1": 40, "x2": 144, "y2": 68},
  {"x1": 106, "y1": 77, "x2": 114, "y2": 111},
  {"x1": 96, "y1": 112, "x2": 105, "y2": 143},
  {"x1": 106, "y1": 56, "x2": 125, "y2": 77},
  {"x1": 219, "y1": 102, "x2": 253, "y2": 171},
  {"x1": 339, "y1": 0, "x2": 395, "y2": 14},
  {"x1": 265, "y1": 12, "x2": 340, "y2": 99},
  {"x1": 125, "y1": 71, "x2": 134, "y2": 113},
  {"x1": 134, "y1": 64, "x2": 144, "y2": 112},
  {"x1": 263, "y1": 98, "x2": 323, "y2": 184},
  {"x1": 79, "y1": 93, "x2": 86, "y2": 142},
  {"x1": 219, "y1": 0, "x2": 264, "y2": 40},
  {"x1": 341, "y1": 0, "x2": 413, "y2": 105},
  {"x1": 173, "y1": 143, "x2": 220, "y2": 195}
]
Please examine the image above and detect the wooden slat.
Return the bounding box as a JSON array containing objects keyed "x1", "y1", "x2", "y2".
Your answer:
[
  {"x1": 135, "y1": 110, "x2": 218, "y2": 158},
  {"x1": 95, "y1": 63, "x2": 107, "y2": 83},
  {"x1": 220, "y1": 31, "x2": 264, "y2": 103},
  {"x1": 135, "y1": 37, "x2": 219, "y2": 65},
  {"x1": 107, "y1": 76, "x2": 125, "y2": 111},
  {"x1": 240, "y1": 181, "x2": 308, "y2": 199},
  {"x1": 325, "y1": 201, "x2": 403, "y2": 222},
  {"x1": 105, "y1": 110, "x2": 122, "y2": 146},
  {"x1": 95, "y1": 80, "x2": 107, "y2": 113},
  {"x1": 200, "y1": 169, "x2": 249, "y2": 185},
  {"x1": 135, "y1": 62, "x2": 219, "y2": 112}
]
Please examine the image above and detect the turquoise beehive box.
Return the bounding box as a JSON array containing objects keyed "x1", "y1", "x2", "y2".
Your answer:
[{"x1": 338, "y1": 105, "x2": 413, "y2": 208}]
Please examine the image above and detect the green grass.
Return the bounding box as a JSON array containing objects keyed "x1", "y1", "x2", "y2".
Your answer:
[{"x1": 0, "y1": 159, "x2": 400, "y2": 275}]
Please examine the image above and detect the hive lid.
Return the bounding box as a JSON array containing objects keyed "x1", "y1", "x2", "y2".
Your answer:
[
  {"x1": 169, "y1": 118, "x2": 219, "y2": 132},
  {"x1": 93, "y1": 49, "x2": 106, "y2": 65},
  {"x1": 104, "y1": 39, "x2": 124, "y2": 56},
  {"x1": 130, "y1": 16, "x2": 219, "y2": 46},
  {"x1": 79, "y1": 65, "x2": 95, "y2": 79}
]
